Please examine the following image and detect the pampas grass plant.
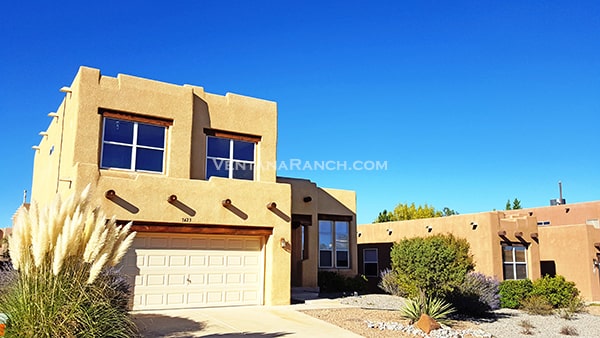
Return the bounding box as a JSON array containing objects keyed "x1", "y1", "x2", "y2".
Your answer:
[{"x1": 0, "y1": 186, "x2": 138, "y2": 337}]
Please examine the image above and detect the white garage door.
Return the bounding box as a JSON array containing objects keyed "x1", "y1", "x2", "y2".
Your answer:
[{"x1": 121, "y1": 233, "x2": 265, "y2": 310}]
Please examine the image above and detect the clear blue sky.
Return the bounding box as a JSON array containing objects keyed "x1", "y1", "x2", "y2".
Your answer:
[{"x1": 1, "y1": 0, "x2": 599, "y2": 226}]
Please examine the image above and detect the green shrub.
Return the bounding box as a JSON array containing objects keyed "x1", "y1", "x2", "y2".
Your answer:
[
  {"x1": 520, "y1": 294, "x2": 554, "y2": 315},
  {"x1": 318, "y1": 271, "x2": 367, "y2": 294},
  {"x1": 400, "y1": 291, "x2": 455, "y2": 324},
  {"x1": 449, "y1": 272, "x2": 500, "y2": 316},
  {"x1": 531, "y1": 275, "x2": 579, "y2": 308},
  {"x1": 390, "y1": 234, "x2": 474, "y2": 298},
  {"x1": 499, "y1": 279, "x2": 533, "y2": 309}
]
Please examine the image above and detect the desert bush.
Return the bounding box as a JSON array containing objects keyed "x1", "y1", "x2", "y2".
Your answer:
[
  {"x1": 391, "y1": 234, "x2": 474, "y2": 299},
  {"x1": 318, "y1": 271, "x2": 367, "y2": 294},
  {"x1": 0, "y1": 186, "x2": 138, "y2": 337},
  {"x1": 557, "y1": 296, "x2": 586, "y2": 319},
  {"x1": 560, "y1": 325, "x2": 579, "y2": 336},
  {"x1": 519, "y1": 320, "x2": 535, "y2": 335},
  {"x1": 449, "y1": 272, "x2": 500, "y2": 316},
  {"x1": 400, "y1": 291, "x2": 455, "y2": 324},
  {"x1": 520, "y1": 294, "x2": 554, "y2": 315},
  {"x1": 378, "y1": 268, "x2": 406, "y2": 297},
  {"x1": 499, "y1": 279, "x2": 533, "y2": 309},
  {"x1": 531, "y1": 275, "x2": 579, "y2": 308}
]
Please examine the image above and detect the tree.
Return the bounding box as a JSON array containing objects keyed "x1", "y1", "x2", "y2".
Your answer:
[
  {"x1": 505, "y1": 198, "x2": 522, "y2": 210},
  {"x1": 375, "y1": 209, "x2": 394, "y2": 223},
  {"x1": 374, "y1": 203, "x2": 458, "y2": 223},
  {"x1": 512, "y1": 198, "x2": 522, "y2": 210}
]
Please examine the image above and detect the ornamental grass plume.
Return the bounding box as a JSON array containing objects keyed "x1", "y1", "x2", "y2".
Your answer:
[{"x1": 9, "y1": 185, "x2": 136, "y2": 284}]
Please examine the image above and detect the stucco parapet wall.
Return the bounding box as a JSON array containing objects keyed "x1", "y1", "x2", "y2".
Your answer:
[
  {"x1": 276, "y1": 177, "x2": 356, "y2": 215},
  {"x1": 85, "y1": 168, "x2": 292, "y2": 227}
]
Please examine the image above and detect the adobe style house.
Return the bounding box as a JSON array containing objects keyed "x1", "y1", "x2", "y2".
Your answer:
[
  {"x1": 358, "y1": 201, "x2": 600, "y2": 301},
  {"x1": 27, "y1": 66, "x2": 357, "y2": 310}
]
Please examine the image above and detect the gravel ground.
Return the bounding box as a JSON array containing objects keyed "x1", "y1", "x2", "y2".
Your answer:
[{"x1": 300, "y1": 294, "x2": 600, "y2": 338}]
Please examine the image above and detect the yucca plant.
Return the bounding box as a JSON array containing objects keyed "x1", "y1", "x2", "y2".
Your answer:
[
  {"x1": 400, "y1": 291, "x2": 456, "y2": 324},
  {"x1": 0, "y1": 185, "x2": 138, "y2": 337}
]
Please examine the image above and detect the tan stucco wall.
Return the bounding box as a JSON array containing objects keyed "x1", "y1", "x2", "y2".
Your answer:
[
  {"x1": 358, "y1": 212, "x2": 541, "y2": 281},
  {"x1": 30, "y1": 66, "x2": 290, "y2": 305},
  {"x1": 538, "y1": 224, "x2": 600, "y2": 302},
  {"x1": 277, "y1": 177, "x2": 358, "y2": 287}
]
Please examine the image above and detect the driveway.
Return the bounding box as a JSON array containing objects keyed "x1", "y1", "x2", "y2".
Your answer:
[{"x1": 132, "y1": 299, "x2": 363, "y2": 337}]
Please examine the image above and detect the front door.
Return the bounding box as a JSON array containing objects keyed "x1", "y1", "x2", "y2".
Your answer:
[{"x1": 291, "y1": 215, "x2": 311, "y2": 287}]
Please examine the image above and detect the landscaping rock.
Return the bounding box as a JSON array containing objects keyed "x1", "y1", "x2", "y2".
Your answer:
[{"x1": 416, "y1": 314, "x2": 441, "y2": 334}]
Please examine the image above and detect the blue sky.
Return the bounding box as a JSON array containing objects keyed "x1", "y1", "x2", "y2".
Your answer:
[{"x1": 1, "y1": 0, "x2": 599, "y2": 226}]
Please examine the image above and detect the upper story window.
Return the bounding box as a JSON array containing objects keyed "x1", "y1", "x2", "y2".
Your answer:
[
  {"x1": 205, "y1": 129, "x2": 260, "y2": 181},
  {"x1": 100, "y1": 111, "x2": 171, "y2": 173}
]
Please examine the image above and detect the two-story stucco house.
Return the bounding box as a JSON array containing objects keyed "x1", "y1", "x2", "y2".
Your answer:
[{"x1": 28, "y1": 66, "x2": 357, "y2": 310}]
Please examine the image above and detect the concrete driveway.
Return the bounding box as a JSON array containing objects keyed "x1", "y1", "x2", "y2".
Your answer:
[{"x1": 132, "y1": 299, "x2": 363, "y2": 338}]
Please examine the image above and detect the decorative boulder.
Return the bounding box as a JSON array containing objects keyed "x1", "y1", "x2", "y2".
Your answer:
[{"x1": 415, "y1": 314, "x2": 441, "y2": 334}]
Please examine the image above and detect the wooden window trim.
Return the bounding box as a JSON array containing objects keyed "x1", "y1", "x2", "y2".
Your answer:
[
  {"x1": 318, "y1": 214, "x2": 353, "y2": 222},
  {"x1": 205, "y1": 128, "x2": 261, "y2": 143},
  {"x1": 101, "y1": 110, "x2": 173, "y2": 127}
]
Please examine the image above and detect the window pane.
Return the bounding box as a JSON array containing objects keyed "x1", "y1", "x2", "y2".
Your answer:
[
  {"x1": 102, "y1": 144, "x2": 132, "y2": 169},
  {"x1": 320, "y1": 250, "x2": 332, "y2": 268},
  {"x1": 336, "y1": 250, "x2": 349, "y2": 268},
  {"x1": 365, "y1": 262, "x2": 378, "y2": 277},
  {"x1": 233, "y1": 140, "x2": 254, "y2": 161},
  {"x1": 319, "y1": 221, "x2": 333, "y2": 250},
  {"x1": 514, "y1": 247, "x2": 526, "y2": 262},
  {"x1": 516, "y1": 265, "x2": 527, "y2": 279},
  {"x1": 502, "y1": 246, "x2": 514, "y2": 262},
  {"x1": 232, "y1": 161, "x2": 254, "y2": 180},
  {"x1": 104, "y1": 119, "x2": 133, "y2": 143},
  {"x1": 207, "y1": 158, "x2": 229, "y2": 178},
  {"x1": 136, "y1": 148, "x2": 163, "y2": 172},
  {"x1": 364, "y1": 249, "x2": 377, "y2": 262},
  {"x1": 503, "y1": 264, "x2": 515, "y2": 280},
  {"x1": 137, "y1": 123, "x2": 165, "y2": 148},
  {"x1": 207, "y1": 137, "x2": 230, "y2": 158},
  {"x1": 335, "y1": 221, "x2": 349, "y2": 249}
]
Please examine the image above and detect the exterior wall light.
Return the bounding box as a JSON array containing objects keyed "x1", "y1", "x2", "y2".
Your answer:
[
  {"x1": 222, "y1": 199, "x2": 232, "y2": 207},
  {"x1": 386, "y1": 228, "x2": 392, "y2": 235},
  {"x1": 425, "y1": 225, "x2": 433, "y2": 232},
  {"x1": 280, "y1": 237, "x2": 287, "y2": 248},
  {"x1": 357, "y1": 232, "x2": 362, "y2": 237},
  {"x1": 470, "y1": 222, "x2": 478, "y2": 230}
]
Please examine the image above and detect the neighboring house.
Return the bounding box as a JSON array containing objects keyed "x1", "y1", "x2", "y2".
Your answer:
[
  {"x1": 358, "y1": 201, "x2": 600, "y2": 301},
  {"x1": 26, "y1": 66, "x2": 356, "y2": 310}
]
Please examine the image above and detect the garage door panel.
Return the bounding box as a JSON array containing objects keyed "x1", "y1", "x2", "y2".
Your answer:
[{"x1": 122, "y1": 233, "x2": 265, "y2": 310}]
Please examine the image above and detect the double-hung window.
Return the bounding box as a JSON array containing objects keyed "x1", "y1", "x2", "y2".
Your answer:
[
  {"x1": 101, "y1": 115, "x2": 168, "y2": 173},
  {"x1": 206, "y1": 136, "x2": 256, "y2": 180},
  {"x1": 502, "y1": 243, "x2": 528, "y2": 280},
  {"x1": 363, "y1": 248, "x2": 379, "y2": 277},
  {"x1": 319, "y1": 220, "x2": 350, "y2": 268}
]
